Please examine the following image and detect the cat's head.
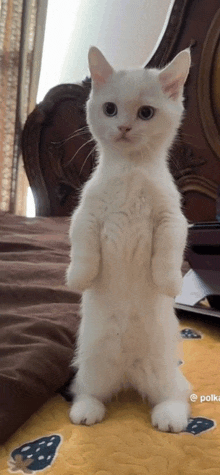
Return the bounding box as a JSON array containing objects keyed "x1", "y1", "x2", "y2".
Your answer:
[{"x1": 86, "y1": 47, "x2": 191, "y2": 156}]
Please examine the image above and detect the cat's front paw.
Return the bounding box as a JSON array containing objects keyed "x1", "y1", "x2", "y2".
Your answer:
[
  {"x1": 70, "y1": 395, "x2": 106, "y2": 425},
  {"x1": 151, "y1": 400, "x2": 190, "y2": 433},
  {"x1": 152, "y1": 259, "x2": 182, "y2": 298},
  {"x1": 66, "y1": 258, "x2": 99, "y2": 293},
  {"x1": 156, "y1": 272, "x2": 182, "y2": 298}
]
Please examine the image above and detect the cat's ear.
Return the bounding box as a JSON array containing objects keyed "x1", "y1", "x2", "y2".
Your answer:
[
  {"x1": 88, "y1": 47, "x2": 114, "y2": 87},
  {"x1": 159, "y1": 49, "x2": 191, "y2": 101}
]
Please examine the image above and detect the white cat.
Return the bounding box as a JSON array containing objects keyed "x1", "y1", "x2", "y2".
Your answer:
[{"x1": 66, "y1": 46, "x2": 192, "y2": 432}]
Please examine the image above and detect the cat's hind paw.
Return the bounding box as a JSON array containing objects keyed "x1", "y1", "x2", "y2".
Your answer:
[{"x1": 70, "y1": 395, "x2": 106, "y2": 425}]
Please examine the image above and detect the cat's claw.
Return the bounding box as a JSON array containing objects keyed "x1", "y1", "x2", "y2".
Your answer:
[
  {"x1": 70, "y1": 395, "x2": 106, "y2": 425},
  {"x1": 151, "y1": 400, "x2": 190, "y2": 433}
]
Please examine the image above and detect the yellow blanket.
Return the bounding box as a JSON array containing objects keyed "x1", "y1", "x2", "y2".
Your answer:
[{"x1": 1, "y1": 318, "x2": 220, "y2": 475}]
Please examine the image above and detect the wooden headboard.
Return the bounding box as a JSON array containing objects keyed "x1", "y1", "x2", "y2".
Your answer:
[{"x1": 22, "y1": 0, "x2": 220, "y2": 221}]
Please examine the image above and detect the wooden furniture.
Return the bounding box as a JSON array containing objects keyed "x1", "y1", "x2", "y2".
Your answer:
[
  {"x1": 22, "y1": 0, "x2": 220, "y2": 222},
  {"x1": 22, "y1": 80, "x2": 94, "y2": 216}
]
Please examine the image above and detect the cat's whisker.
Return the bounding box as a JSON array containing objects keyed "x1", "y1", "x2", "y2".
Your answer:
[
  {"x1": 70, "y1": 129, "x2": 90, "y2": 137},
  {"x1": 79, "y1": 145, "x2": 97, "y2": 175},
  {"x1": 181, "y1": 133, "x2": 196, "y2": 140},
  {"x1": 140, "y1": 146, "x2": 144, "y2": 161},
  {"x1": 180, "y1": 133, "x2": 204, "y2": 150},
  {"x1": 64, "y1": 126, "x2": 90, "y2": 141},
  {"x1": 168, "y1": 155, "x2": 181, "y2": 170},
  {"x1": 64, "y1": 138, "x2": 94, "y2": 167},
  {"x1": 51, "y1": 127, "x2": 90, "y2": 147},
  {"x1": 66, "y1": 130, "x2": 91, "y2": 140}
]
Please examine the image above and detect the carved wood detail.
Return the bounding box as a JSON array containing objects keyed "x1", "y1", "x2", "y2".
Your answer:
[
  {"x1": 178, "y1": 175, "x2": 218, "y2": 200},
  {"x1": 22, "y1": 82, "x2": 93, "y2": 216},
  {"x1": 197, "y1": 7, "x2": 220, "y2": 159},
  {"x1": 148, "y1": 0, "x2": 220, "y2": 222}
]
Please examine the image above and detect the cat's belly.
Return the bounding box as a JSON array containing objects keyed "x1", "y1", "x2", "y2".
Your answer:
[{"x1": 101, "y1": 222, "x2": 152, "y2": 272}]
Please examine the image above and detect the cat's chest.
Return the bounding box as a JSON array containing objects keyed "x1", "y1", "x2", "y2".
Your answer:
[
  {"x1": 99, "y1": 174, "x2": 153, "y2": 254},
  {"x1": 101, "y1": 175, "x2": 152, "y2": 226}
]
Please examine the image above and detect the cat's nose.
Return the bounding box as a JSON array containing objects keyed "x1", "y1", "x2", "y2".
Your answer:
[{"x1": 118, "y1": 126, "x2": 132, "y2": 134}]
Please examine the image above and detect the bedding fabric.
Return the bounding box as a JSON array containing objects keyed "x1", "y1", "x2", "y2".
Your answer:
[
  {"x1": 0, "y1": 318, "x2": 220, "y2": 474},
  {"x1": 0, "y1": 211, "x2": 81, "y2": 444}
]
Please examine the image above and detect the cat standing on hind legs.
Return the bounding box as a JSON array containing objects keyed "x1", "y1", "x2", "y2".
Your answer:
[{"x1": 66, "y1": 46, "x2": 192, "y2": 432}]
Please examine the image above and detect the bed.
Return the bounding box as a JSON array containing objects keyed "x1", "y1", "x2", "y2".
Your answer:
[{"x1": 1, "y1": 0, "x2": 220, "y2": 473}]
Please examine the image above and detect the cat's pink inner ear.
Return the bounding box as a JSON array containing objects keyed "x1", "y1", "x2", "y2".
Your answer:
[
  {"x1": 159, "y1": 49, "x2": 191, "y2": 101},
  {"x1": 159, "y1": 73, "x2": 185, "y2": 101},
  {"x1": 88, "y1": 47, "x2": 114, "y2": 87}
]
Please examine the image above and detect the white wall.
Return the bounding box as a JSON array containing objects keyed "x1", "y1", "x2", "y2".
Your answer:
[{"x1": 37, "y1": 0, "x2": 174, "y2": 102}]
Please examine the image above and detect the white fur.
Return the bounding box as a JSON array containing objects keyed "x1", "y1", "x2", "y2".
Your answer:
[{"x1": 67, "y1": 47, "x2": 192, "y2": 432}]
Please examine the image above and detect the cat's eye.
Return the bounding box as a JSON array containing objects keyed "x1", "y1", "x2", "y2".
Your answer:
[
  {"x1": 103, "y1": 102, "x2": 118, "y2": 117},
  {"x1": 138, "y1": 106, "x2": 155, "y2": 120}
]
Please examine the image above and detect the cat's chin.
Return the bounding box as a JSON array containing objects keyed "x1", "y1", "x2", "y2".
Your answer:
[
  {"x1": 112, "y1": 136, "x2": 141, "y2": 150},
  {"x1": 115, "y1": 136, "x2": 132, "y2": 143}
]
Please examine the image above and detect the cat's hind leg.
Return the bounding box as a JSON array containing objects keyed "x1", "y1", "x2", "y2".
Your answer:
[
  {"x1": 148, "y1": 362, "x2": 191, "y2": 433},
  {"x1": 69, "y1": 353, "x2": 122, "y2": 425},
  {"x1": 127, "y1": 297, "x2": 191, "y2": 433},
  {"x1": 69, "y1": 291, "x2": 123, "y2": 425},
  {"x1": 129, "y1": 359, "x2": 191, "y2": 433}
]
